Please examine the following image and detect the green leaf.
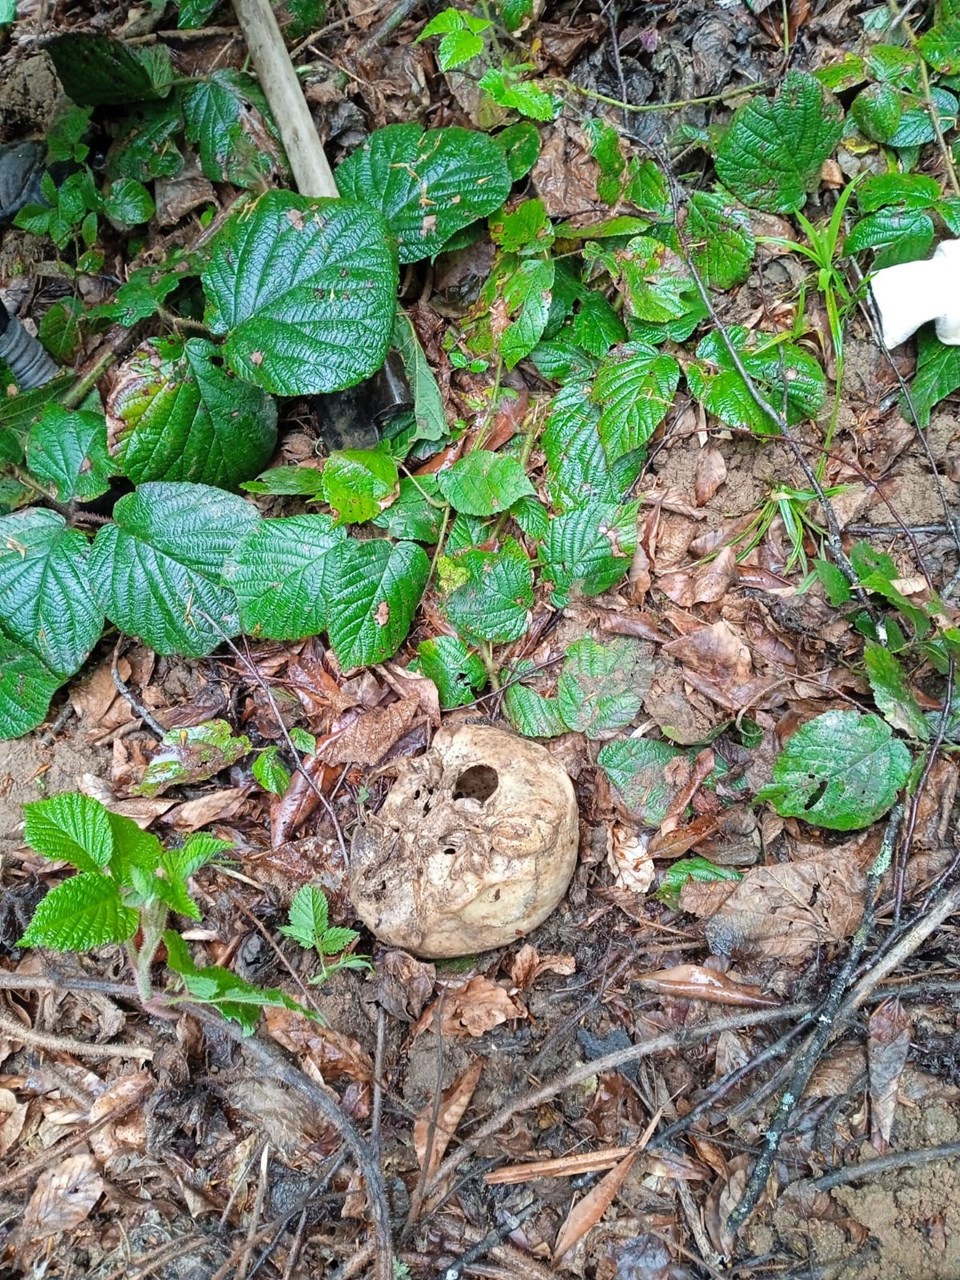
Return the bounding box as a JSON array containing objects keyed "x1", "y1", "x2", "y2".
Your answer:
[
  {"x1": 905, "y1": 328, "x2": 960, "y2": 426},
  {"x1": 686, "y1": 327, "x2": 826, "y2": 434},
  {"x1": 417, "y1": 9, "x2": 491, "y2": 70},
  {"x1": 184, "y1": 70, "x2": 280, "y2": 187},
  {"x1": 845, "y1": 207, "x2": 935, "y2": 266},
  {"x1": 322, "y1": 449, "x2": 399, "y2": 525},
  {"x1": 597, "y1": 737, "x2": 684, "y2": 825},
  {"x1": 0, "y1": 375, "x2": 74, "y2": 439},
  {"x1": 686, "y1": 190, "x2": 756, "y2": 288},
  {"x1": 88, "y1": 481, "x2": 259, "y2": 656},
  {"x1": 25, "y1": 406, "x2": 114, "y2": 504},
  {"x1": 756, "y1": 709, "x2": 912, "y2": 831},
  {"x1": 373, "y1": 476, "x2": 445, "y2": 542},
  {"x1": 613, "y1": 236, "x2": 701, "y2": 324},
  {"x1": 440, "y1": 537, "x2": 533, "y2": 643},
  {"x1": 656, "y1": 857, "x2": 743, "y2": 904},
  {"x1": 179, "y1": 0, "x2": 221, "y2": 24},
  {"x1": 94, "y1": 254, "x2": 195, "y2": 328},
  {"x1": 242, "y1": 465, "x2": 326, "y2": 498},
  {"x1": 503, "y1": 682, "x2": 568, "y2": 738},
  {"x1": 23, "y1": 793, "x2": 114, "y2": 871},
  {"x1": 478, "y1": 67, "x2": 562, "y2": 121},
  {"x1": 137, "y1": 720, "x2": 252, "y2": 797},
  {"x1": 46, "y1": 33, "x2": 173, "y2": 106},
  {"x1": 490, "y1": 198, "x2": 554, "y2": 253},
  {"x1": 0, "y1": 1, "x2": 15, "y2": 23},
  {"x1": 108, "y1": 813, "x2": 164, "y2": 883},
  {"x1": 279, "y1": 884, "x2": 330, "y2": 948},
  {"x1": 858, "y1": 173, "x2": 941, "y2": 213},
  {"x1": 18, "y1": 872, "x2": 139, "y2": 951},
  {"x1": 337, "y1": 124, "x2": 511, "y2": 264},
  {"x1": 864, "y1": 641, "x2": 930, "y2": 741},
  {"x1": 493, "y1": 122, "x2": 541, "y2": 181},
  {"x1": 436, "y1": 450, "x2": 534, "y2": 516},
  {"x1": 102, "y1": 178, "x2": 155, "y2": 228},
  {"x1": 543, "y1": 385, "x2": 621, "y2": 510},
  {"x1": 592, "y1": 344, "x2": 680, "y2": 464},
  {"x1": 887, "y1": 87, "x2": 958, "y2": 148},
  {"x1": 918, "y1": 20, "x2": 960, "y2": 74},
  {"x1": 850, "y1": 82, "x2": 903, "y2": 142},
  {"x1": 289, "y1": 727, "x2": 317, "y2": 753},
  {"x1": 0, "y1": 510, "x2": 103, "y2": 677},
  {"x1": 542, "y1": 501, "x2": 637, "y2": 607},
  {"x1": 510, "y1": 494, "x2": 549, "y2": 539},
  {"x1": 326, "y1": 539, "x2": 430, "y2": 667},
  {"x1": 415, "y1": 635, "x2": 487, "y2": 708},
  {"x1": 0, "y1": 634, "x2": 63, "y2": 739},
  {"x1": 571, "y1": 292, "x2": 626, "y2": 358},
  {"x1": 202, "y1": 191, "x2": 398, "y2": 396},
  {"x1": 556, "y1": 637, "x2": 649, "y2": 738},
  {"x1": 715, "y1": 71, "x2": 844, "y2": 214},
  {"x1": 500, "y1": 256, "x2": 555, "y2": 368},
  {"x1": 392, "y1": 312, "x2": 448, "y2": 443},
  {"x1": 253, "y1": 746, "x2": 292, "y2": 796},
  {"x1": 37, "y1": 298, "x2": 84, "y2": 363},
  {"x1": 107, "y1": 98, "x2": 184, "y2": 182},
  {"x1": 225, "y1": 513, "x2": 345, "y2": 640},
  {"x1": 108, "y1": 337, "x2": 278, "y2": 489}
]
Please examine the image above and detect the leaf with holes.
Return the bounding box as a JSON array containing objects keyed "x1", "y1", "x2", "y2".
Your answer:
[
  {"x1": 0, "y1": 510, "x2": 102, "y2": 677},
  {"x1": 326, "y1": 539, "x2": 429, "y2": 668},
  {"x1": 598, "y1": 737, "x2": 685, "y2": 826},
  {"x1": 686, "y1": 327, "x2": 826, "y2": 434},
  {"x1": 715, "y1": 71, "x2": 844, "y2": 213},
  {"x1": 686, "y1": 190, "x2": 756, "y2": 288},
  {"x1": 336, "y1": 124, "x2": 511, "y2": 263},
  {"x1": 437, "y1": 451, "x2": 534, "y2": 517},
  {"x1": 26, "y1": 406, "x2": 116, "y2": 503},
  {"x1": 542, "y1": 501, "x2": 637, "y2": 608},
  {"x1": 592, "y1": 344, "x2": 680, "y2": 465},
  {"x1": 611, "y1": 237, "x2": 702, "y2": 326},
  {"x1": 503, "y1": 681, "x2": 567, "y2": 738},
  {"x1": 107, "y1": 338, "x2": 278, "y2": 489},
  {"x1": 441, "y1": 538, "x2": 534, "y2": 644},
  {"x1": 202, "y1": 192, "x2": 397, "y2": 396},
  {"x1": 757, "y1": 710, "x2": 912, "y2": 831},
  {"x1": 322, "y1": 450, "x2": 399, "y2": 525},
  {"x1": 225, "y1": 514, "x2": 345, "y2": 640},
  {"x1": 88, "y1": 482, "x2": 258, "y2": 656},
  {"x1": 415, "y1": 635, "x2": 488, "y2": 709},
  {"x1": 183, "y1": 70, "x2": 281, "y2": 188}
]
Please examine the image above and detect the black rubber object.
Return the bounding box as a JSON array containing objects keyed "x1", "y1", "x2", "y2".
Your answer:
[
  {"x1": 0, "y1": 140, "x2": 46, "y2": 228},
  {"x1": 0, "y1": 300, "x2": 59, "y2": 388}
]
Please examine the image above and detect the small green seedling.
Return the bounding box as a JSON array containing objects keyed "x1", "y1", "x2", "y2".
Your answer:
[{"x1": 280, "y1": 885, "x2": 372, "y2": 981}]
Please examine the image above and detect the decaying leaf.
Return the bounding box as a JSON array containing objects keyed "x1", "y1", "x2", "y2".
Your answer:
[
  {"x1": 606, "y1": 827, "x2": 655, "y2": 895},
  {"x1": 413, "y1": 976, "x2": 526, "y2": 1039},
  {"x1": 17, "y1": 1154, "x2": 104, "y2": 1250},
  {"x1": 413, "y1": 1059, "x2": 483, "y2": 1181},
  {"x1": 868, "y1": 998, "x2": 911, "y2": 1152},
  {"x1": 636, "y1": 964, "x2": 779, "y2": 1007},
  {"x1": 694, "y1": 444, "x2": 727, "y2": 506},
  {"x1": 509, "y1": 942, "x2": 576, "y2": 991},
  {"x1": 264, "y1": 1006, "x2": 374, "y2": 1083},
  {"x1": 553, "y1": 1147, "x2": 638, "y2": 1263}
]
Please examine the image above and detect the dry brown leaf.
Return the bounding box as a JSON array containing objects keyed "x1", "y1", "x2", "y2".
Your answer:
[
  {"x1": 636, "y1": 965, "x2": 778, "y2": 1008},
  {"x1": 553, "y1": 1148, "x2": 638, "y2": 1264},
  {"x1": 509, "y1": 944, "x2": 576, "y2": 991},
  {"x1": 606, "y1": 828, "x2": 654, "y2": 895},
  {"x1": 658, "y1": 547, "x2": 737, "y2": 606},
  {"x1": 694, "y1": 445, "x2": 727, "y2": 506},
  {"x1": 70, "y1": 660, "x2": 134, "y2": 739},
  {"x1": 161, "y1": 786, "x2": 249, "y2": 832},
  {"x1": 703, "y1": 856, "x2": 865, "y2": 964},
  {"x1": 264, "y1": 1006, "x2": 373, "y2": 1083},
  {"x1": 868, "y1": 998, "x2": 911, "y2": 1152},
  {"x1": 319, "y1": 699, "x2": 421, "y2": 766},
  {"x1": 18, "y1": 1153, "x2": 104, "y2": 1246},
  {"x1": 375, "y1": 950, "x2": 437, "y2": 1022},
  {"x1": 413, "y1": 1059, "x2": 483, "y2": 1182},
  {"x1": 413, "y1": 976, "x2": 526, "y2": 1039},
  {"x1": 80, "y1": 775, "x2": 175, "y2": 827},
  {"x1": 0, "y1": 1087, "x2": 27, "y2": 1157},
  {"x1": 87, "y1": 1071, "x2": 152, "y2": 1161},
  {"x1": 486, "y1": 1145, "x2": 636, "y2": 1184},
  {"x1": 664, "y1": 621, "x2": 752, "y2": 689}
]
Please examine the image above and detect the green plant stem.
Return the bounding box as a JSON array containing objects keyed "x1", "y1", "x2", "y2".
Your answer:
[
  {"x1": 480, "y1": 641, "x2": 501, "y2": 691},
  {"x1": 129, "y1": 903, "x2": 167, "y2": 1003},
  {"x1": 425, "y1": 502, "x2": 451, "y2": 592},
  {"x1": 60, "y1": 345, "x2": 117, "y2": 411},
  {"x1": 562, "y1": 78, "x2": 769, "y2": 115}
]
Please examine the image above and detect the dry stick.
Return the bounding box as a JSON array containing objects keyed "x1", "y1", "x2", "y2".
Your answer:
[
  {"x1": 0, "y1": 1005, "x2": 153, "y2": 1060},
  {"x1": 812, "y1": 1140, "x2": 960, "y2": 1192},
  {"x1": 232, "y1": 0, "x2": 339, "y2": 198},
  {"x1": 420, "y1": 1002, "x2": 812, "y2": 1211},
  {"x1": 726, "y1": 804, "x2": 903, "y2": 1234},
  {"x1": 355, "y1": 0, "x2": 422, "y2": 59}
]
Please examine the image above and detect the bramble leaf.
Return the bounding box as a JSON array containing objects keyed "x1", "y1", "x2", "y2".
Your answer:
[
  {"x1": 26, "y1": 406, "x2": 115, "y2": 503},
  {"x1": 415, "y1": 635, "x2": 487, "y2": 708},
  {"x1": 23, "y1": 793, "x2": 114, "y2": 871},
  {"x1": 437, "y1": 450, "x2": 534, "y2": 516},
  {"x1": 326, "y1": 539, "x2": 430, "y2": 667},
  {"x1": 18, "y1": 872, "x2": 139, "y2": 951},
  {"x1": 598, "y1": 737, "x2": 685, "y2": 826},
  {"x1": 440, "y1": 538, "x2": 533, "y2": 643},
  {"x1": 322, "y1": 450, "x2": 399, "y2": 525}
]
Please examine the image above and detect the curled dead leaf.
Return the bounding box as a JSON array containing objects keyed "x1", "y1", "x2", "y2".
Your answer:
[
  {"x1": 636, "y1": 965, "x2": 778, "y2": 1008},
  {"x1": 413, "y1": 976, "x2": 526, "y2": 1039}
]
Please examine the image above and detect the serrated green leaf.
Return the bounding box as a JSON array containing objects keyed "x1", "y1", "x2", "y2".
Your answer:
[
  {"x1": 19, "y1": 872, "x2": 139, "y2": 951},
  {"x1": 614, "y1": 236, "x2": 701, "y2": 324},
  {"x1": 685, "y1": 327, "x2": 826, "y2": 434},
  {"x1": 858, "y1": 173, "x2": 941, "y2": 213},
  {"x1": 241, "y1": 465, "x2": 326, "y2": 497},
  {"x1": 715, "y1": 71, "x2": 844, "y2": 214},
  {"x1": 510, "y1": 494, "x2": 549, "y2": 539},
  {"x1": 138, "y1": 719, "x2": 251, "y2": 796},
  {"x1": 490, "y1": 198, "x2": 554, "y2": 253},
  {"x1": 844, "y1": 208, "x2": 934, "y2": 264},
  {"x1": 24, "y1": 793, "x2": 114, "y2": 871},
  {"x1": 392, "y1": 312, "x2": 448, "y2": 443},
  {"x1": 556, "y1": 637, "x2": 650, "y2": 737},
  {"x1": 571, "y1": 292, "x2": 626, "y2": 358},
  {"x1": 436, "y1": 450, "x2": 534, "y2": 516},
  {"x1": 0, "y1": 634, "x2": 63, "y2": 739},
  {"x1": 478, "y1": 67, "x2": 562, "y2": 120},
  {"x1": 46, "y1": 33, "x2": 172, "y2": 106},
  {"x1": 0, "y1": 509, "x2": 103, "y2": 677},
  {"x1": 656, "y1": 856, "x2": 743, "y2": 904},
  {"x1": 904, "y1": 328, "x2": 960, "y2": 426},
  {"x1": 252, "y1": 745, "x2": 292, "y2": 796},
  {"x1": 202, "y1": 192, "x2": 398, "y2": 396},
  {"x1": 441, "y1": 537, "x2": 533, "y2": 643},
  {"x1": 0, "y1": 375, "x2": 74, "y2": 439},
  {"x1": 108, "y1": 337, "x2": 277, "y2": 489},
  {"x1": 542, "y1": 501, "x2": 637, "y2": 607},
  {"x1": 107, "y1": 98, "x2": 184, "y2": 182},
  {"x1": 102, "y1": 178, "x2": 155, "y2": 228},
  {"x1": 326, "y1": 539, "x2": 429, "y2": 668},
  {"x1": 179, "y1": 0, "x2": 221, "y2": 25},
  {"x1": 289, "y1": 726, "x2": 317, "y2": 753},
  {"x1": 107, "y1": 812, "x2": 164, "y2": 884},
  {"x1": 493, "y1": 122, "x2": 541, "y2": 181},
  {"x1": 37, "y1": 298, "x2": 84, "y2": 363},
  {"x1": 415, "y1": 634, "x2": 487, "y2": 708},
  {"x1": 888, "y1": 87, "x2": 958, "y2": 148},
  {"x1": 598, "y1": 737, "x2": 684, "y2": 825},
  {"x1": 864, "y1": 641, "x2": 930, "y2": 740},
  {"x1": 280, "y1": 884, "x2": 329, "y2": 948},
  {"x1": 93, "y1": 254, "x2": 195, "y2": 328},
  {"x1": 373, "y1": 476, "x2": 445, "y2": 542},
  {"x1": 543, "y1": 385, "x2": 620, "y2": 510},
  {"x1": 322, "y1": 449, "x2": 399, "y2": 525},
  {"x1": 756, "y1": 709, "x2": 912, "y2": 830},
  {"x1": 337, "y1": 124, "x2": 511, "y2": 263},
  {"x1": 919, "y1": 19, "x2": 960, "y2": 72},
  {"x1": 592, "y1": 344, "x2": 680, "y2": 464},
  {"x1": 88, "y1": 481, "x2": 259, "y2": 656},
  {"x1": 25, "y1": 406, "x2": 114, "y2": 505},
  {"x1": 851, "y1": 82, "x2": 903, "y2": 142},
  {"x1": 503, "y1": 681, "x2": 568, "y2": 738},
  {"x1": 686, "y1": 190, "x2": 756, "y2": 288},
  {"x1": 183, "y1": 70, "x2": 280, "y2": 188},
  {"x1": 225, "y1": 513, "x2": 345, "y2": 640}
]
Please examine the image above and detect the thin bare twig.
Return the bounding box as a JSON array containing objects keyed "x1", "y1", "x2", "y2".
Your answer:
[{"x1": 812, "y1": 1140, "x2": 960, "y2": 1191}]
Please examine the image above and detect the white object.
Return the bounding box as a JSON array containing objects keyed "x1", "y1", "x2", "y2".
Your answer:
[{"x1": 870, "y1": 238, "x2": 960, "y2": 349}]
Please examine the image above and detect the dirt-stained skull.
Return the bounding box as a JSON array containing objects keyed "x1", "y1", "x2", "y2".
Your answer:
[{"x1": 349, "y1": 723, "x2": 579, "y2": 958}]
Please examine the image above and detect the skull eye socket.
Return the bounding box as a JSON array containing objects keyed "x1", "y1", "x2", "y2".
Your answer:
[{"x1": 452, "y1": 764, "x2": 499, "y2": 803}]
